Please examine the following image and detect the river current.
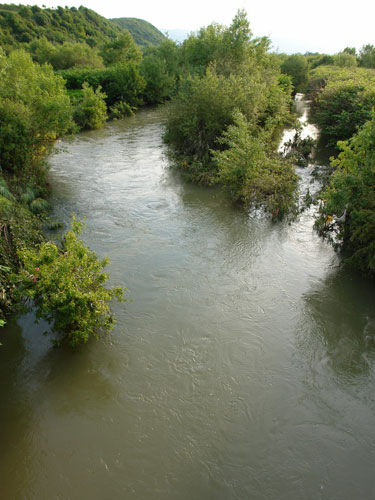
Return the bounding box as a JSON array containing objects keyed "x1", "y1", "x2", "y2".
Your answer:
[{"x1": 0, "y1": 101, "x2": 374, "y2": 499}]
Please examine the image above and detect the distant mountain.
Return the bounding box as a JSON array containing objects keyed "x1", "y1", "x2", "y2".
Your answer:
[
  {"x1": 162, "y1": 29, "x2": 190, "y2": 43},
  {"x1": 110, "y1": 17, "x2": 166, "y2": 46}
]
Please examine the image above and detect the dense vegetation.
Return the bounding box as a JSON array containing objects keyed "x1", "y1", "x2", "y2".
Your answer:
[
  {"x1": 280, "y1": 54, "x2": 309, "y2": 93},
  {"x1": 316, "y1": 115, "x2": 375, "y2": 276},
  {"x1": 0, "y1": 49, "x2": 74, "y2": 176},
  {"x1": 110, "y1": 17, "x2": 165, "y2": 47},
  {"x1": 308, "y1": 65, "x2": 375, "y2": 149},
  {"x1": 0, "y1": 4, "x2": 122, "y2": 49},
  {"x1": 164, "y1": 11, "x2": 297, "y2": 216}
]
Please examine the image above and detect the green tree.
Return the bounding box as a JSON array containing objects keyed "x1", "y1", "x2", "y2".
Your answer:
[
  {"x1": 99, "y1": 31, "x2": 142, "y2": 66},
  {"x1": 311, "y1": 70, "x2": 375, "y2": 148},
  {"x1": 59, "y1": 63, "x2": 146, "y2": 108},
  {"x1": 358, "y1": 44, "x2": 375, "y2": 68},
  {"x1": 164, "y1": 58, "x2": 292, "y2": 184},
  {"x1": 15, "y1": 217, "x2": 125, "y2": 347},
  {"x1": 73, "y1": 82, "x2": 107, "y2": 130},
  {"x1": 213, "y1": 111, "x2": 297, "y2": 216},
  {"x1": 316, "y1": 115, "x2": 375, "y2": 276},
  {"x1": 140, "y1": 55, "x2": 176, "y2": 103},
  {"x1": 334, "y1": 52, "x2": 357, "y2": 67},
  {"x1": 140, "y1": 38, "x2": 181, "y2": 103},
  {"x1": 343, "y1": 47, "x2": 356, "y2": 56},
  {"x1": 182, "y1": 23, "x2": 225, "y2": 76},
  {"x1": 281, "y1": 54, "x2": 309, "y2": 93},
  {"x1": 0, "y1": 50, "x2": 74, "y2": 174}
]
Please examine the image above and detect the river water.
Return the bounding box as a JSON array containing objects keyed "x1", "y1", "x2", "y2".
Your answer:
[{"x1": 1, "y1": 102, "x2": 374, "y2": 500}]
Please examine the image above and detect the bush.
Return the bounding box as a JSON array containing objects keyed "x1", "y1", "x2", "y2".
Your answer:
[
  {"x1": 15, "y1": 217, "x2": 125, "y2": 347},
  {"x1": 164, "y1": 61, "x2": 292, "y2": 183},
  {"x1": 0, "y1": 50, "x2": 74, "y2": 174},
  {"x1": 99, "y1": 31, "x2": 142, "y2": 66},
  {"x1": 140, "y1": 55, "x2": 176, "y2": 104},
  {"x1": 213, "y1": 111, "x2": 298, "y2": 217},
  {"x1": 109, "y1": 100, "x2": 134, "y2": 119},
  {"x1": 358, "y1": 44, "x2": 375, "y2": 69},
  {"x1": 316, "y1": 115, "x2": 375, "y2": 276},
  {"x1": 333, "y1": 52, "x2": 357, "y2": 68},
  {"x1": 309, "y1": 67, "x2": 375, "y2": 148},
  {"x1": 73, "y1": 82, "x2": 107, "y2": 130},
  {"x1": 281, "y1": 54, "x2": 309, "y2": 93},
  {"x1": 0, "y1": 188, "x2": 44, "y2": 316},
  {"x1": 60, "y1": 62, "x2": 145, "y2": 108},
  {"x1": 30, "y1": 38, "x2": 104, "y2": 70}
]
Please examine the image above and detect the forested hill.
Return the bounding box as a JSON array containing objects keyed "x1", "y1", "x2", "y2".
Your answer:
[
  {"x1": 0, "y1": 4, "x2": 164, "y2": 50},
  {"x1": 0, "y1": 4, "x2": 122, "y2": 48},
  {"x1": 110, "y1": 17, "x2": 165, "y2": 46}
]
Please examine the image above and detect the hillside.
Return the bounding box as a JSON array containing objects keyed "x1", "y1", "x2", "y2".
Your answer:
[
  {"x1": 110, "y1": 17, "x2": 165, "y2": 46},
  {"x1": 0, "y1": 4, "x2": 122, "y2": 49}
]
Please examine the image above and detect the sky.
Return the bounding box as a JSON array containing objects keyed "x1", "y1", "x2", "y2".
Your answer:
[{"x1": 13, "y1": 0, "x2": 375, "y2": 54}]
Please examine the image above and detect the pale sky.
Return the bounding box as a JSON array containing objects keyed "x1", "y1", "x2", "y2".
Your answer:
[{"x1": 13, "y1": 0, "x2": 375, "y2": 54}]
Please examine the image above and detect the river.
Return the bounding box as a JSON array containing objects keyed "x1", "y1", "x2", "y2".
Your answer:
[{"x1": 1, "y1": 100, "x2": 374, "y2": 500}]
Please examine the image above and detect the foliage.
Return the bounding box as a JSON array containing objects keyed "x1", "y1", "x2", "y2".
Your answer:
[
  {"x1": 139, "y1": 40, "x2": 179, "y2": 104},
  {"x1": 181, "y1": 22, "x2": 225, "y2": 76},
  {"x1": 0, "y1": 50, "x2": 74, "y2": 175},
  {"x1": 99, "y1": 31, "x2": 142, "y2": 66},
  {"x1": 307, "y1": 53, "x2": 334, "y2": 69},
  {"x1": 180, "y1": 10, "x2": 269, "y2": 77},
  {"x1": 0, "y1": 4, "x2": 122, "y2": 50},
  {"x1": 164, "y1": 58, "x2": 292, "y2": 183},
  {"x1": 102, "y1": 63, "x2": 145, "y2": 107},
  {"x1": 164, "y1": 10, "x2": 296, "y2": 217},
  {"x1": 140, "y1": 39, "x2": 181, "y2": 104},
  {"x1": 309, "y1": 65, "x2": 375, "y2": 148},
  {"x1": 110, "y1": 17, "x2": 166, "y2": 47},
  {"x1": 72, "y1": 82, "x2": 108, "y2": 130},
  {"x1": 109, "y1": 100, "x2": 134, "y2": 119},
  {"x1": 60, "y1": 62, "x2": 145, "y2": 108},
  {"x1": 15, "y1": 217, "x2": 125, "y2": 347},
  {"x1": 140, "y1": 55, "x2": 175, "y2": 103},
  {"x1": 0, "y1": 185, "x2": 44, "y2": 317},
  {"x1": 316, "y1": 116, "x2": 375, "y2": 276},
  {"x1": 30, "y1": 38, "x2": 104, "y2": 70},
  {"x1": 281, "y1": 54, "x2": 309, "y2": 93},
  {"x1": 333, "y1": 52, "x2": 357, "y2": 68},
  {"x1": 282, "y1": 128, "x2": 316, "y2": 167},
  {"x1": 358, "y1": 44, "x2": 375, "y2": 69},
  {"x1": 212, "y1": 111, "x2": 297, "y2": 217}
]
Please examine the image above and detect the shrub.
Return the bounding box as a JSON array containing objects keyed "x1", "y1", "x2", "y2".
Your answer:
[
  {"x1": 60, "y1": 62, "x2": 145, "y2": 108},
  {"x1": 0, "y1": 50, "x2": 74, "y2": 174},
  {"x1": 109, "y1": 100, "x2": 134, "y2": 119},
  {"x1": 213, "y1": 111, "x2": 298, "y2": 217},
  {"x1": 310, "y1": 68, "x2": 375, "y2": 148},
  {"x1": 281, "y1": 54, "x2": 309, "y2": 93},
  {"x1": 15, "y1": 217, "x2": 125, "y2": 347},
  {"x1": 140, "y1": 55, "x2": 176, "y2": 104},
  {"x1": 73, "y1": 82, "x2": 107, "y2": 130},
  {"x1": 99, "y1": 31, "x2": 142, "y2": 66},
  {"x1": 333, "y1": 52, "x2": 357, "y2": 68},
  {"x1": 316, "y1": 115, "x2": 375, "y2": 276},
  {"x1": 164, "y1": 61, "x2": 292, "y2": 183}
]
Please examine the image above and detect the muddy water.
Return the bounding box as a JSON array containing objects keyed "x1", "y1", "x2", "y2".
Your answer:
[{"x1": 1, "y1": 105, "x2": 374, "y2": 500}]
